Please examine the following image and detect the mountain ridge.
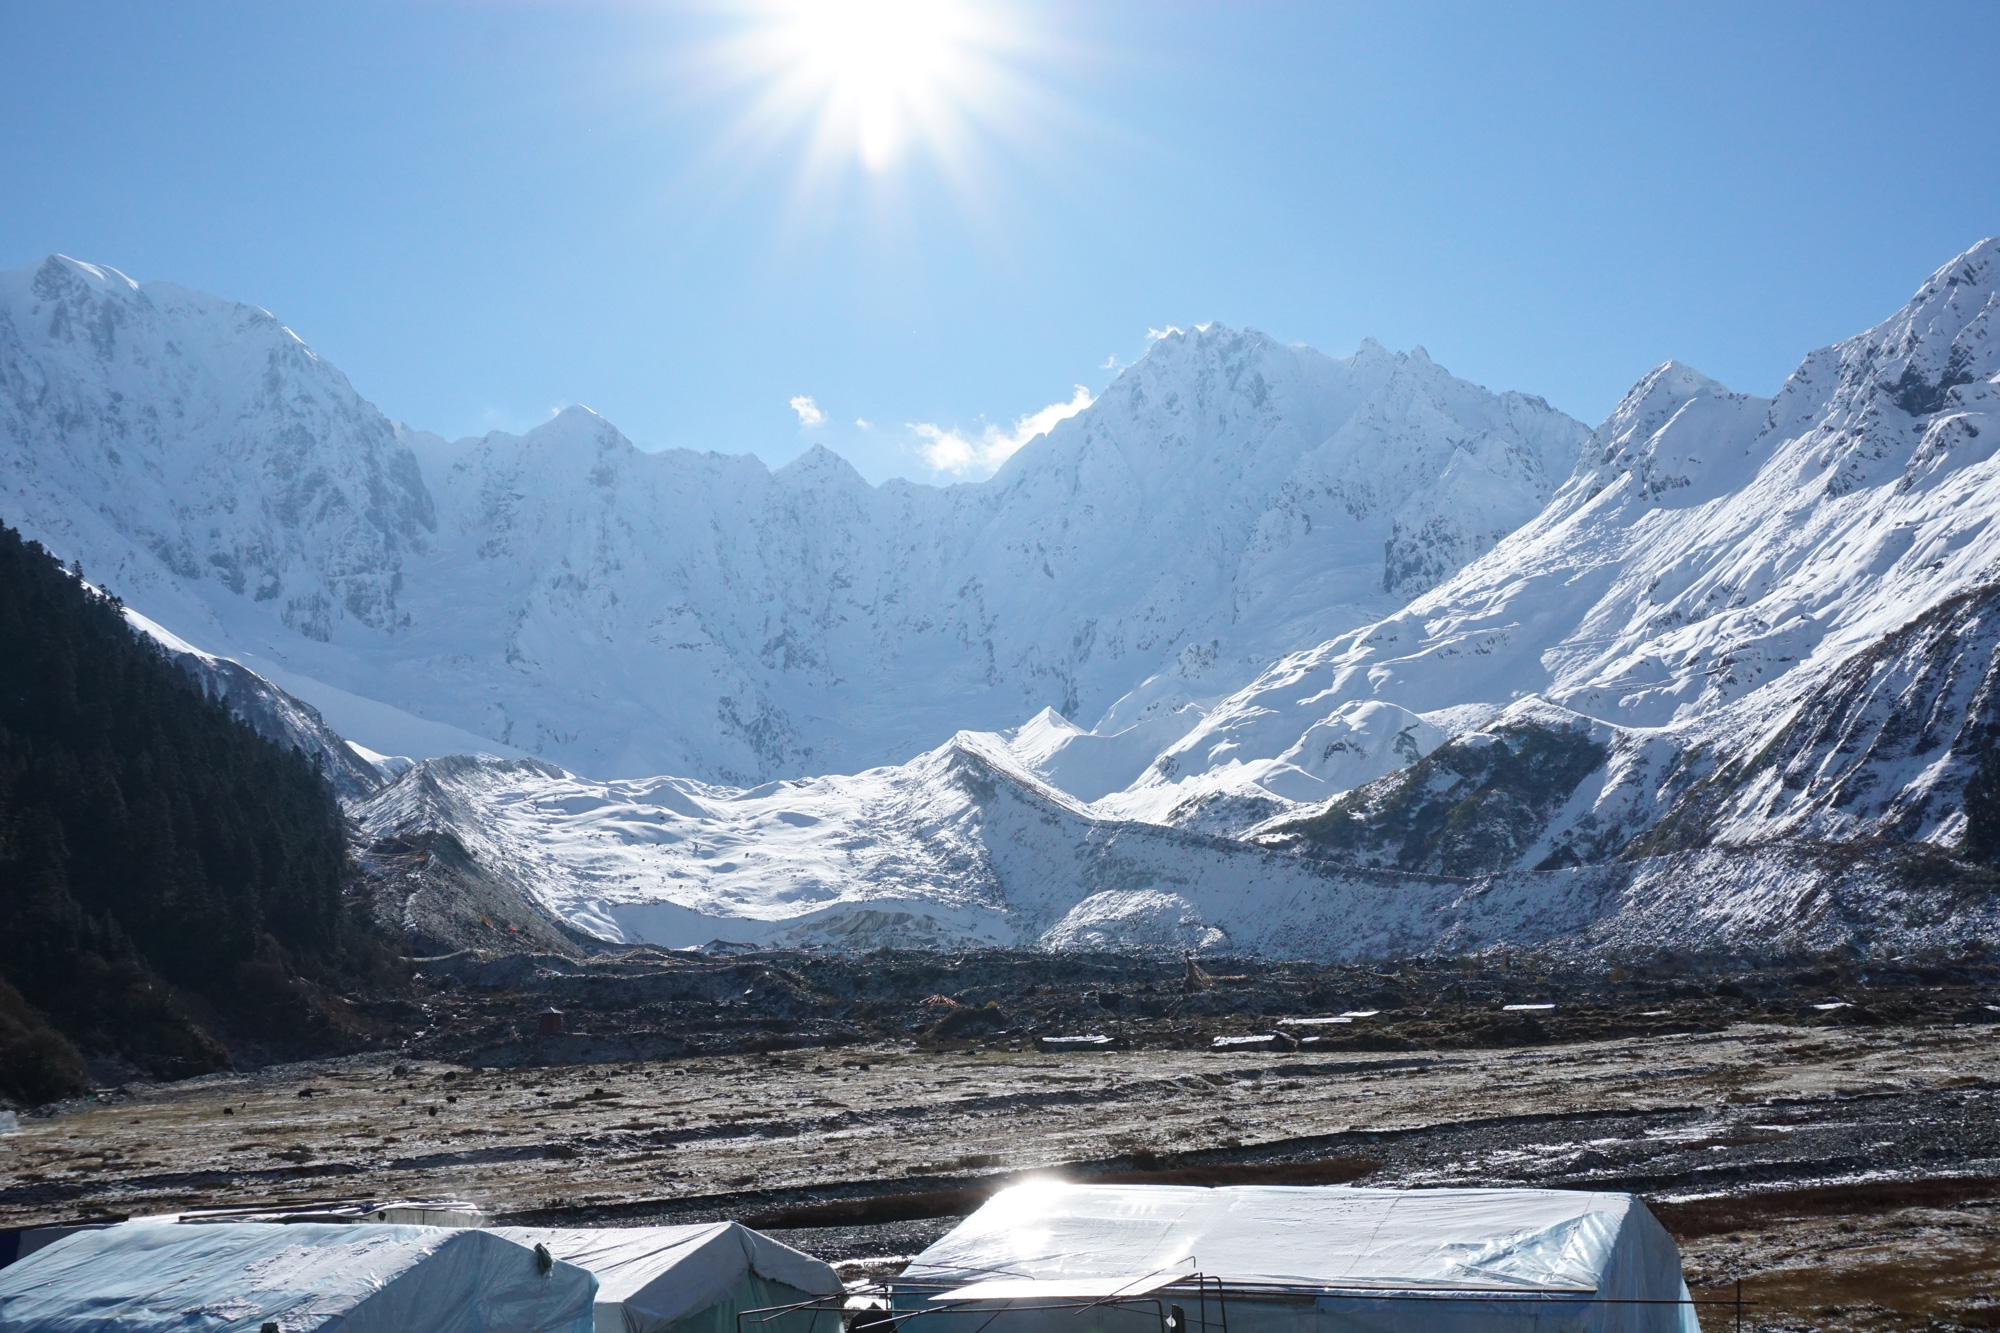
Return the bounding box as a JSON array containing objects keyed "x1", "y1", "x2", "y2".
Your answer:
[
  {"x1": 1, "y1": 256, "x2": 1588, "y2": 782},
  {"x1": 14, "y1": 240, "x2": 2000, "y2": 962},
  {"x1": 1112, "y1": 239, "x2": 2000, "y2": 836}
]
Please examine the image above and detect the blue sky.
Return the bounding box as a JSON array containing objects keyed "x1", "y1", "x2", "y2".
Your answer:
[{"x1": 3, "y1": 1, "x2": 1997, "y2": 483}]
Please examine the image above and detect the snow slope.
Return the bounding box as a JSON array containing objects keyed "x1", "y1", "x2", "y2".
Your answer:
[
  {"x1": 351, "y1": 721, "x2": 2000, "y2": 960},
  {"x1": 0, "y1": 256, "x2": 435, "y2": 648},
  {"x1": 0, "y1": 255, "x2": 1586, "y2": 781},
  {"x1": 1125, "y1": 239, "x2": 2000, "y2": 841}
]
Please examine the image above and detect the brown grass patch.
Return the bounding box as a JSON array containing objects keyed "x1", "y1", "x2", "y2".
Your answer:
[
  {"x1": 1691, "y1": 1245, "x2": 2000, "y2": 1333},
  {"x1": 1654, "y1": 1177, "x2": 2000, "y2": 1239}
]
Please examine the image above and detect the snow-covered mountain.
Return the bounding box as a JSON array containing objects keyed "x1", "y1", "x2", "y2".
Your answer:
[
  {"x1": 0, "y1": 253, "x2": 1586, "y2": 782},
  {"x1": 0, "y1": 256, "x2": 435, "y2": 648},
  {"x1": 19, "y1": 241, "x2": 2000, "y2": 963},
  {"x1": 354, "y1": 237, "x2": 2000, "y2": 960},
  {"x1": 1138, "y1": 238, "x2": 2000, "y2": 860}
]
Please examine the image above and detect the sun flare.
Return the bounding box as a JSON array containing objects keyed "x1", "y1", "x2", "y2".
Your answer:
[{"x1": 752, "y1": 0, "x2": 998, "y2": 173}]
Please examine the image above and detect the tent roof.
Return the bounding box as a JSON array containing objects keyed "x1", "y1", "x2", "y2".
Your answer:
[
  {"x1": 493, "y1": 1222, "x2": 842, "y2": 1324},
  {"x1": 898, "y1": 1184, "x2": 1665, "y2": 1294},
  {"x1": 0, "y1": 1222, "x2": 596, "y2": 1333}
]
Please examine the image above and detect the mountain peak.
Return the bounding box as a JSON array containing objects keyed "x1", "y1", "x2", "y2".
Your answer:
[
  {"x1": 1913, "y1": 236, "x2": 2000, "y2": 305},
  {"x1": 0, "y1": 254, "x2": 434, "y2": 644},
  {"x1": 512, "y1": 403, "x2": 635, "y2": 458},
  {"x1": 1612, "y1": 360, "x2": 1730, "y2": 415},
  {"x1": 776, "y1": 442, "x2": 867, "y2": 486},
  {"x1": 1590, "y1": 360, "x2": 1739, "y2": 460},
  {"x1": 28, "y1": 254, "x2": 140, "y2": 301},
  {"x1": 1862, "y1": 236, "x2": 2000, "y2": 413}
]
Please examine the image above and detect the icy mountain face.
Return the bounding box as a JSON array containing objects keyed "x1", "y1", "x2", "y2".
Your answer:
[
  {"x1": 0, "y1": 262, "x2": 1587, "y2": 781},
  {"x1": 0, "y1": 256, "x2": 435, "y2": 648},
  {"x1": 390, "y1": 328, "x2": 1583, "y2": 779},
  {"x1": 974, "y1": 331, "x2": 1586, "y2": 731},
  {"x1": 1154, "y1": 238, "x2": 2000, "y2": 852},
  {"x1": 383, "y1": 329, "x2": 1587, "y2": 780},
  {"x1": 1685, "y1": 583, "x2": 2000, "y2": 850}
]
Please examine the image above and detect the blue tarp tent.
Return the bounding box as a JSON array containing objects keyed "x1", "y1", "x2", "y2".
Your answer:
[
  {"x1": 0, "y1": 1222, "x2": 597, "y2": 1333},
  {"x1": 891, "y1": 1184, "x2": 1700, "y2": 1333}
]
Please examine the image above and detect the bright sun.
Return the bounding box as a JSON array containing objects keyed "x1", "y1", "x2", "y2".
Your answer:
[{"x1": 758, "y1": 0, "x2": 992, "y2": 172}]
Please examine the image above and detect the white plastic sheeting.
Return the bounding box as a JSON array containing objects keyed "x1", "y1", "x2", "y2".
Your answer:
[
  {"x1": 893, "y1": 1185, "x2": 1699, "y2": 1333},
  {"x1": 0, "y1": 1222, "x2": 597, "y2": 1333},
  {"x1": 493, "y1": 1223, "x2": 843, "y2": 1333}
]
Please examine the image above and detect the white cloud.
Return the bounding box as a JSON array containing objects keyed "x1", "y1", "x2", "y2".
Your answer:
[
  {"x1": 855, "y1": 418, "x2": 872, "y2": 429},
  {"x1": 916, "y1": 384, "x2": 1094, "y2": 477},
  {"x1": 912, "y1": 422, "x2": 978, "y2": 473},
  {"x1": 789, "y1": 395, "x2": 828, "y2": 429},
  {"x1": 1146, "y1": 325, "x2": 1183, "y2": 343}
]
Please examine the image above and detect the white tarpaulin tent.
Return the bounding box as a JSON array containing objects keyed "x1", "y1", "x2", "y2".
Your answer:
[
  {"x1": 493, "y1": 1223, "x2": 844, "y2": 1333},
  {"x1": 891, "y1": 1184, "x2": 1699, "y2": 1333},
  {"x1": 0, "y1": 1222, "x2": 597, "y2": 1333}
]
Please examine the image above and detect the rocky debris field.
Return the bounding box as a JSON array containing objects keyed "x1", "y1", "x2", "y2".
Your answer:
[
  {"x1": 5, "y1": 948, "x2": 2000, "y2": 1333},
  {"x1": 375, "y1": 946, "x2": 2000, "y2": 1066}
]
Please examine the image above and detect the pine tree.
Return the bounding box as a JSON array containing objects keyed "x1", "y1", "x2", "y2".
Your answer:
[{"x1": 0, "y1": 520, "x2": 370, "y2": 1100}]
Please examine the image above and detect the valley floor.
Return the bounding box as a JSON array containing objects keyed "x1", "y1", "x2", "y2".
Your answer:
[{"x1": 6, "y1": 961, "x2": 2000, "y2": 1333}]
